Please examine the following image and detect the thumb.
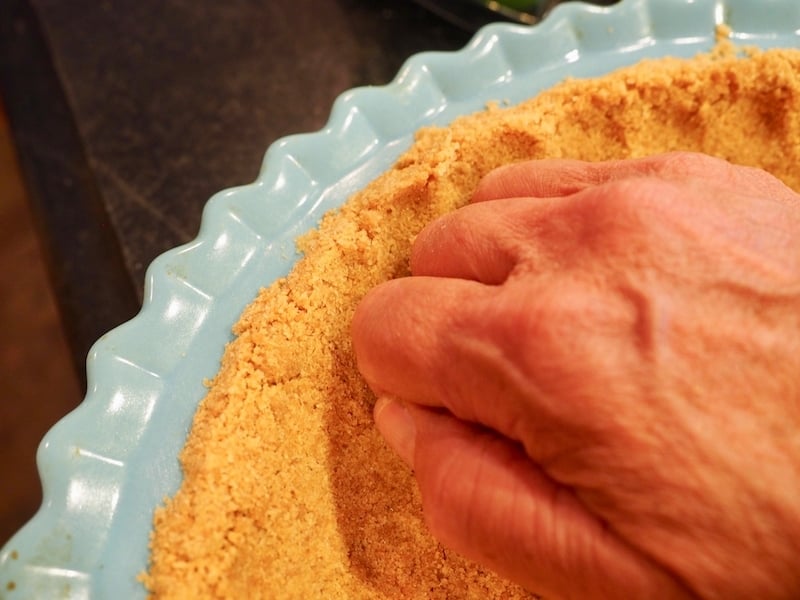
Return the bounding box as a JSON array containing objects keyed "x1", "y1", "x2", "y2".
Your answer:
[{"x1": 374, "y1": 398, "x2": 693, "y2": 600}]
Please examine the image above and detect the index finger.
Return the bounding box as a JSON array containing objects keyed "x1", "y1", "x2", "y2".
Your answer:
[{"x1": 351, "y1": 276, "x2": 536, "y2": 441}]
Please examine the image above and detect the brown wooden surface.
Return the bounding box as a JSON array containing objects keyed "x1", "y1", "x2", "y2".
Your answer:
[{"x1": 0, "y1": 100, "x2": 82, "y2": 547}]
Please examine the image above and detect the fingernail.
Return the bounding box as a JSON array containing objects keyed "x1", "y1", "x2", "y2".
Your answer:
[{"x1": 374, "y1": 397, "x2": 416, "y2": 469}]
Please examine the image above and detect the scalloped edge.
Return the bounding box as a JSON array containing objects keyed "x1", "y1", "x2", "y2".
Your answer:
[{"x1": 2, "y1": 0, "x2": 800, "y2": 596}]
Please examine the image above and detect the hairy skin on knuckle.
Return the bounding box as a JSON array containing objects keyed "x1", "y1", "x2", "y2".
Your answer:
[
  {"x1": 645, "y1": 152, "x2": 795, "y2": 204},
  {"x1": 415, "y1": 285, "x2": 527, "y2": 420},
  {"x1": 643, "y1": 151, "x2": 729, "y2": 181},
  {"x1": 495, "y1": 281, "x2": 619, "y2": 405}
]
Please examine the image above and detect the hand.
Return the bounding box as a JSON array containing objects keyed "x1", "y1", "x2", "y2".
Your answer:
[{"x1": 351, "y1": 152, "x2": 800, "y2": 600}]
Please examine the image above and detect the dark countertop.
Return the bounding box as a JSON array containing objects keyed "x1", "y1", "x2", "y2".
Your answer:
[{"x1": 0, "y1": 0, "x2": 612, "y2": 383}]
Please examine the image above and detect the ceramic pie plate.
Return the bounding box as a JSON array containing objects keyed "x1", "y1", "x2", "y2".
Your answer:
[{"x1": 3, "y1": 0, "x2": 800, "y2": 597}]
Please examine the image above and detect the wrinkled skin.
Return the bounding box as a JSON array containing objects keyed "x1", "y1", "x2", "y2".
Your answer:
[{"x1": 351, "y1": 153, "x2": 800, "y2": 600}]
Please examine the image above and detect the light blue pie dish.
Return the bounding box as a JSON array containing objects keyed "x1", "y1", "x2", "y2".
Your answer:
[{"x1": 2, "y1": 0, "x2": 800, "y2": 597}]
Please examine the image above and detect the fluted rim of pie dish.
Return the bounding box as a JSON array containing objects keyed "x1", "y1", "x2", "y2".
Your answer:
[{"x1": 2, "y1": 0, "x2": 799, "y2": 596}]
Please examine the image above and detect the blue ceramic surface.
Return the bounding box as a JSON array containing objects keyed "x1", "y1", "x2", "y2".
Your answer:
[{"x1": 2, "y1": 0, "x2": 799, "y2": 597}]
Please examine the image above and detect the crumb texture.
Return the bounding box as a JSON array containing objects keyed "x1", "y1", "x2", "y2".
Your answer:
[{"x1": 142, "y1": 48, "x2": 800, "y2": 599}]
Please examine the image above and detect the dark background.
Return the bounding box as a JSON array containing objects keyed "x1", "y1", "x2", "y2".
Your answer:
[{"x1": 0, "y1": 99, "x2": 82, "y2": 552}]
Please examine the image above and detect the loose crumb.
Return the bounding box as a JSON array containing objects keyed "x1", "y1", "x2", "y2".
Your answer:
[{"x1": 142, "y1": 47, "x2": 800, "y2": 599}]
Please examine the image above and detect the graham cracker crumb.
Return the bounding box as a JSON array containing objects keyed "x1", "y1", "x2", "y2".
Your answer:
[{"x1": 142, "y1": 47, "x2": 800, "y2": 599}]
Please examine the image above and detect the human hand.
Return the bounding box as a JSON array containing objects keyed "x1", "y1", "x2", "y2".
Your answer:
[{"x1": 351, "y1": 152, "x2": 800, "y2": 600}]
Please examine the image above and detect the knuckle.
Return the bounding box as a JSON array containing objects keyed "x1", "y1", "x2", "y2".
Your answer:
[
  {"x1": 581, "y1": 177, "x2": 674, "y2": 230},
  {"x1": 503, "y1": 280, "x2": 593, "y2": 354},
  {"x1": 494, "y1": 280, "x2": 615, "y2": 410},
  {"x1": 648, "y1": 150, "x2": 730, "y2": 180}
]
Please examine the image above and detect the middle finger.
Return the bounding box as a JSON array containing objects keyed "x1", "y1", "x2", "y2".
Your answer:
[{"x1": 411, "y1": 195, "x2": 563, "y2": 284}]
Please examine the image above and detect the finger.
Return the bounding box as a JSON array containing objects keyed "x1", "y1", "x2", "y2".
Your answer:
[
  {"x1": 352, "y1": 276, "x2": 533, "y2": 438},
  {"x1": 473, "y1": 152, "x2": 799, "y2": 206},
  {"x1": 373, "y1": 397, "x2": 415, "y2": 468},
  {"x1": 410, "y1": 196, "x2": 560, "y2": 283},
  {"x1": 392, "y1": 404, "x2": 693, "y2": 600},
  {"x1": 352, "y1": 275, "x2": 492, "y2": 408},
  {"x1": 472, "y1": 157, "x2": 610, "y2": 202},
  {"x1": 411, "y1": 175, "x2": 675, "y2": 284},
  {"x1": 352, "y1": 271, "x2": 626, "y2": 461}
]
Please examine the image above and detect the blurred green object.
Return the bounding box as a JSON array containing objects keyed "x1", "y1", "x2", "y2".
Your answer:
[
  {"x1": 412, "y1": 0, "x2": 621, "y2": 30},
  {"x1": 472, "y1": 0, "x2": 546, "y2": 24},
  {"x1": 495, "y1": 0, "x2": 540, "y2": 9}
]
